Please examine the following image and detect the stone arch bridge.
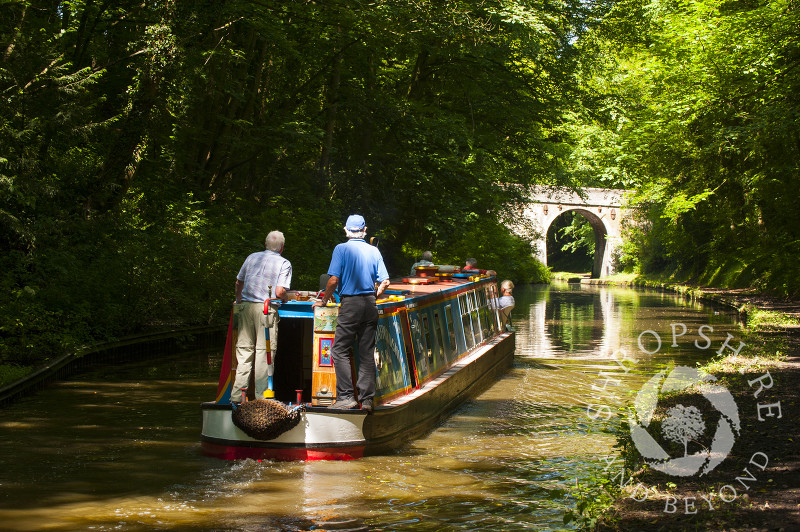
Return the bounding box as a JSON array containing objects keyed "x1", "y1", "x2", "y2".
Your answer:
[{"x1": 519, "y1": 187, "x2": 633, "y2": 278}]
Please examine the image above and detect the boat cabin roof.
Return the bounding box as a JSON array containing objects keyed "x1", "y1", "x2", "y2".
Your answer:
[{"x1": 277, "y1": 274, "x2": 495, "y2": 319}]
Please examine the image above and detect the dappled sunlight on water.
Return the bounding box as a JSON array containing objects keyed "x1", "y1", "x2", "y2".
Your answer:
[{"x1": 0, "y1": 283, "x2": 741, "y2": 531}]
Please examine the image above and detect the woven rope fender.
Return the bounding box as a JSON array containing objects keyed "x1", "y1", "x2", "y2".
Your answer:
[{"x1": 231, "y1": 399, "x2": 304, "y2": 440}]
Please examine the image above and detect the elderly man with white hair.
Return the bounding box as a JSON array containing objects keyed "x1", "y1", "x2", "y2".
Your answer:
[
  {"x1": 314, "y1": 215, "x2": 390, "y2": 413},
  {"x1": 231, "y1": 230, "x2": 292, "y2": 403}
]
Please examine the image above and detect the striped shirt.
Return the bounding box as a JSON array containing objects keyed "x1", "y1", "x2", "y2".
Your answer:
[{"x1": 236, "y1": 250, "x2": 292, "y2": 302}]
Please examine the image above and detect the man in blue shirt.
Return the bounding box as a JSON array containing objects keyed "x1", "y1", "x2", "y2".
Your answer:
[{"x1": 314, "y1": 215, "x2": 390, "y2": 412}]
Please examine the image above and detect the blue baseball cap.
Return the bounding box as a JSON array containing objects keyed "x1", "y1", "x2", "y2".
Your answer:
[{"x1": 345, "y1": 214, "x2": 366, "y2": 231}]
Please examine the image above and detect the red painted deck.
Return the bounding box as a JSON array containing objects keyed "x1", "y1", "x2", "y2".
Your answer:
[{"x1": 384, "y1": 276, "x2": 484, "y2": 296}]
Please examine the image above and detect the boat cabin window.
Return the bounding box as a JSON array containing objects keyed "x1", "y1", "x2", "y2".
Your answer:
[
  {"x1": 458, "y1": 294, "x2": 474, "y2": 350},
  {"x1": 444, "y1": 304, "x2": 457, "y2": 358},
  {"x1": 410, "y1": 313, "x2": 424, "y2": 353},
  {"x1": 409, "y1": 312, "x2": 429, "y2": 377},
  {"x1": 488, "y1": 284, "x2": 502, "y2": 331},
  {"x1": 422, "y1": 313, "x2": 435, "y2": 360},
  {"x1": 375, "y1": 314, "x2": 414, "y2": 397},
  {"x1": 467, "y1": 290, "x2": 483, "y2": 345},
  {"x1": 478, "y1": 288, "x2": 492, "y2": 338},
  {"x1": 433, "y1": 310, "x2": 447, "y2": 364}
]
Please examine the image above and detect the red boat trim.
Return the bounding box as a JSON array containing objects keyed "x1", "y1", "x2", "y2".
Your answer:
[
  {"x1": 375, "y1": 383, "x2": 413, "y2": 403},
  {"x1": 201, "y1": 440, "x2": 365, "y2": 461}
]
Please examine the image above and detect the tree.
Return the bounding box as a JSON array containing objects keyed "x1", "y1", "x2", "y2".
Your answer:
[
  {"x1": 574, "y1": 0, "x2": 800, "y2": 295},
  {"x1": 3, "y1": 1, "x2": 591, "y2": 371},
  {"x1": 547, "y1": 211, "x2": 595, "y2": 273},
  {"x1": 662, "y1": 404, "x2": 706, "y2": 457}
]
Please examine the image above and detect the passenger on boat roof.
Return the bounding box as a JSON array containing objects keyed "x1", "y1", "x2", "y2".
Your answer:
[
  {"x1": 410, "y1": 250, "x2": 434, "y2": 275},
  {"x1": 497, "y1": 280, "x2": 515, "y2": 330},
  {"x1": 463, "y1": 257, "x2": 497, "y2": 278},
  {"x1": 231, "y1": 230, "x2": 291, "y2": 404},
  {"x1": 313, "y1": 214, "x2": 390, "y2": 413}
]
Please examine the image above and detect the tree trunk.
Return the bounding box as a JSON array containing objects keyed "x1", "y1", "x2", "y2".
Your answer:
[
  {"x1": 85, "y1": 71, "x2": 158, "y2": 215},
  {"x1": 319, "y1": 37, "x2": 342, "y2": 181},
  {"x1": 3, "y1": 3, "x2": 27, "y2": 60}
]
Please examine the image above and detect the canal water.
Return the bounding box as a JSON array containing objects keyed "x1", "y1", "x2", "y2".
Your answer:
[{"x1": 0, "y1": 283, "x2": 741, "y2": 531}]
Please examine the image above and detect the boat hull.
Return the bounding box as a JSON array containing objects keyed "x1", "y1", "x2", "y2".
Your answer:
[{"x1": 200, "y1": 331, "x2": 514, "y2": 460}]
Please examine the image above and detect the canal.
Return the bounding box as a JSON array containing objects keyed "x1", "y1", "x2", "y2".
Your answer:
[{"x1": 0, "y1": 283, "x2": 740, "y2": 531}]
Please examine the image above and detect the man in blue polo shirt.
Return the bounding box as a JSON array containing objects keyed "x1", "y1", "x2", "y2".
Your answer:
[{"x1": 313, "y1": 214, "x2": 390, "y2": 412}]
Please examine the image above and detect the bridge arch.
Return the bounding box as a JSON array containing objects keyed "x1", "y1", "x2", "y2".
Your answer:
[{"x1": 520, "y1": 187, "x2": 632, "y2": 278}]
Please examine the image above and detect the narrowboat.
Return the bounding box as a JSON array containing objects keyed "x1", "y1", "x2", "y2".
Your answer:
[{"x1": 200, "y1": 269, "x2": 515, "y2": 461}]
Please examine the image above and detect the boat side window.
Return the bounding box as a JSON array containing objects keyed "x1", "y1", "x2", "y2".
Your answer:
[
  {"x1": 433, "y1": 310, "x2": 447, "y2": 363},
  {"x1": 491, "y1": 287, "x2": 499, "y2": 333},
  {"x1": 375, "y1": 315, "x2": 412, "y2": 396},
  {"x1": 487, "y1": 284, "x2": 502, "y2": 331},
  {"x1": 422, "y1": 313, "x2": 434, "y2": 360},
  {"x1": 412, "y1": 313, "x2": 425, "y2": 353},
  {"x1": 458, "y1": 294, "x2": 474, "y2": 350},
  {"x1": 408, "y1": 312, "x2": 429, "y2": 378},
  {"x1": 468, "y1": 291, "x2": 482, "y2": 344},
  {"x1": 444, "y1": 304, "x2": 457, "y2": 357},
  {"x1": 478, "y1": 288, "x2": 492, "y2": 337}
]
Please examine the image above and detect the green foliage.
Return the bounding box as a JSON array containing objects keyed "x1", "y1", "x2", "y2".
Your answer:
[
  {"x1": 563, "y1": 412, "x2": 635, "y2": 530},
  {"x1": 547, "y1": 211, "x2": 595, "y2": 273},
  {"x1": 5, "y1": 0, "x2": 797, "y2": 371},
  {"x1": 0, "y1": 1, "x2": 576, "y2": 367},
  {"x1": 0, "y1": 364, "x2": 31, "y2": 388},
  {"x1": 436, "y1": 215, "x2": 552, "y2": 284},
  {"x1": 743, "y1": 307, "x2": 800, "y2": 331},
  {"x1": 563, "y1": 474, "x2": 620, "y2": 530},
  {"x1": 577, "y1": 0, "x2": 800, "y2": 296}
]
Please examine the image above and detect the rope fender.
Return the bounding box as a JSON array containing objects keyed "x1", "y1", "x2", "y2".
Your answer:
[{"x1": 231, "y1": 399, "x2": 304, "y2": 440}]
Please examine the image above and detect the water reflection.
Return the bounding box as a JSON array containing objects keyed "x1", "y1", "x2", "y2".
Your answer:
[
  {"x1": 518, "y1": 283, "x2": 738, "y2": 365},
  {"x1": 0, "y1": 283, "x2": 740, "y2": 531},
  {"x1": 521, "y1": 284, "x2": 621, "y2": 359}
]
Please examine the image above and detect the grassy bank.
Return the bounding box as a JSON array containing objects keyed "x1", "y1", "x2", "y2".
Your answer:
[{"x1": 565, "y1": 277, "x2": 800, "y2": 530}]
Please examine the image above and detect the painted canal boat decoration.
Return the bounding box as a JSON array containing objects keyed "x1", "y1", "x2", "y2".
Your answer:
[{"x1": 200, "y1": 268, "x2": 515, "y2": 461}]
